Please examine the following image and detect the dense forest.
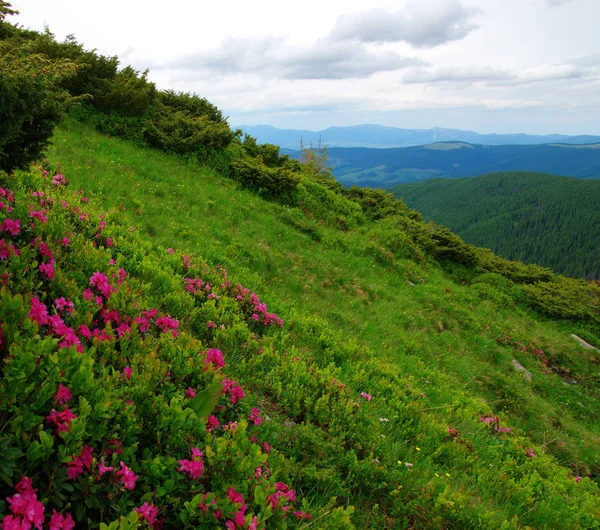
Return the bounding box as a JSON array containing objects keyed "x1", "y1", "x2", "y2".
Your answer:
[
  {"x1": 2, "y1": 4, "x2": 600, "y2": 528},
  {"x1": 392, "y1": 171, "x2": 600, "y2": 279}
]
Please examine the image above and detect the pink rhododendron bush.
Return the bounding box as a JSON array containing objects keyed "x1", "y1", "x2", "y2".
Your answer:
[{"x1": 0, "y1": 166, "x2": 353, "y2": 529}]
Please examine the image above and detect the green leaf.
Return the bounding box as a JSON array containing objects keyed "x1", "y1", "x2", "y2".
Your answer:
[
  {"x1": 254, "y1": 485, "x2": 267, "y2": 507},
  {"x1": 187, "y1": 382, "x2": 222, "y2": 421}
]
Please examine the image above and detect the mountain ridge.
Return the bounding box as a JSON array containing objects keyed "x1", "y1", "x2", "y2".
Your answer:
[{"x1": 238, "y1": 123, "x2": 600, "y2": 149}]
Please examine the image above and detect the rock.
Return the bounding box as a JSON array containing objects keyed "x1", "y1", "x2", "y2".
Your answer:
[
  {"x1": 568, "y1": 379, "x2": 578, "y2": 385},
  {"x1": 406, "y1": 280, "x2": 415, "y2": 287},
  {"x1": 511, "y1": 359, "x2": 532, "y2": 382},
  {"x1": 570, "y1": 334, "x2": 599, "y2": 352}
]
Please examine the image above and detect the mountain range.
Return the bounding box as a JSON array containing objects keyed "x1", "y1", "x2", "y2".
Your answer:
[
  {"x1": 283, "y1": 141, "x2": 600, "y2": 188},
  {"x1": 239, "y1": 124, "x2": 600, "y2": 149}
]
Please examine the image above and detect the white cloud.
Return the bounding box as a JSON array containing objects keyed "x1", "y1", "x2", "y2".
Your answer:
[
  {"x1": 156, "y1": 36, "x2": 425, "y2": 80},
  {"x1": 545, "y1": 0, "x2": 577, "y2": 6},
  {"x1": 401, "y1": 66, "x2": 511, "y2": 84},
  {"x1": 329, "y1": 1, "x2": 480, "y2": 47}
]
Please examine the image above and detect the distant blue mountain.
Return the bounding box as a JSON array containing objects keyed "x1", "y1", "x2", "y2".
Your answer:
[
  {"x1": 282, "y1": 141, "x2": 600, "y2": 188},
  {"x1": 237, "y1": 124, "x2": 600, "y2": 149}
]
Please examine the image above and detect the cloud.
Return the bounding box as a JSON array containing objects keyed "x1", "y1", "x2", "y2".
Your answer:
[
  {"x1": 402, "y1": 66, "x2": 511, "y2": 84},
  {"x1": 545, "y1": 0, "x2": 577, "y2": 6},
  {"x1": 329, "y1": 0, "x2": 480, "y2": 47},
  {"x1": 159, "y1": 36, "x2": 425, "y2": 80},
  {"x1": 401, "y1": 62, "x2": 596, "y2": 87},
  {"x1": 488, "y1": 63, "x2": 590, "y2": 86}
]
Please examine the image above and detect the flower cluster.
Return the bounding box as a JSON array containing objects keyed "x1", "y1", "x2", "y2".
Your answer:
[
  {"x1": 115, "y1": 461, "x2": 138, "y2": 490},
  {"x1": 2, "y1": 477, "x2": 74, "y2": 530},
  {"x1": 205, "y1": 348, "x2": 225, "y2": 371},
  {"x1": 222, "y1": 378, "x2": 245, "y2": 404},
  {"x1": 66, "y1": 445, "x2": 94, "y2": 480},
  {"x1": 249, "y1": 408, "x2": 263, "y2": 426},
  {"x1": 177, "y1": 447, "x2": 204, "y2": 480},
  {"x1": 480, "y1": 416, "x2": 511, "y2": 434},
  {"x1": 360, "y1": 392, "x2": 373, "y2": 402},
  {"x1": 45, "y1": 407, "x2": 77, "y2": 435},
  {"x1": 233, "y1": 285, "x2": 284, "y2": 327}
]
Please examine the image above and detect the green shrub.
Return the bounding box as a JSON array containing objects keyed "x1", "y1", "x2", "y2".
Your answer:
[
  {"x1": 230, "y1": 156, "x2": 300, "y2": 200},
  {"x1": 0, "y1": 40, "x2": 77, "y2": 171}
]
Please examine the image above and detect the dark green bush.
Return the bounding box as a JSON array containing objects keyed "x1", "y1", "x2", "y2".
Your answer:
[
  {"x1": 0, "y1": 39, "x2": 77, "y2": 172},
  {"x1": 229, "y1": 156, "x2": 300, "y2": 199}
]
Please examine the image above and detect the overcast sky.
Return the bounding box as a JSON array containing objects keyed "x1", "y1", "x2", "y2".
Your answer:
[{"x1": 11, "y1": 0, "x2": 600, "y2": 134}]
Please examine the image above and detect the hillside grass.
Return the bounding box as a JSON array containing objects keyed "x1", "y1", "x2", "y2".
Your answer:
[{"x1": 37, "y1": 119, "x2": 600, "y2": 527}]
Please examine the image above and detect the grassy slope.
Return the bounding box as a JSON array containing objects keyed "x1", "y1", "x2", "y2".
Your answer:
[
  {"x1": 47, "y1": 120, "x2": 600, "y2": 527},
  {"x1": 391, "y1": 172, "x2": 600, "y2": 279}
]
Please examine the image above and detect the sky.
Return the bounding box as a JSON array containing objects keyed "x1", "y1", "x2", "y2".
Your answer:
[{"x1": 10, "y1": 0, "x2": 600, "y2": 134}]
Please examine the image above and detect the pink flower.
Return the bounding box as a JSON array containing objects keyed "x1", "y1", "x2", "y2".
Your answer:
[
  {"x1": 78, "y1": 324, "x2": 92, "y2": 340},
  {"x1": 62, "y1": 237, "x2": 70, "y2": 247},
  {"x1": 155, "y1": 315, "x2": 180, "y2": 338},
  {"x1": 134, "y1": 316, "x2": 150, "y2": 332},
  {"x1": 46, "y1": 407, "x2": 77, "y2": 435},
  {"x1": 134, "y1": 502, "x2": 158, "y2": 525},
  {"x1": 249, "y1": 408, "x2": 263, "y2": 426},
  {"x1": 89, "y1": 271, "x2": 114, "y2": 298},
  {"x1": 207, "y1": 321, "x2": 217, "y2": 329},
  {"x1": 53, "y1": 384, "x2": 72, "y2": 405},
  {"x1": 80, "y1": 445, "x2": 94, "y2": 470},
  {"x1": 0, "y1": 239, "x2": 19, "y2": 260},
  {"x1": 52, "y1": 174, "x2": 66, "y2": 186},
  {"x1": 123, "y1": 366, "x2": 133, "y2": 380},
  {"x1": 178, "y1": 448, "x2": 204, "y2": 480},
  {"x1": 227, "y1": 486, "x2": 245, "y2": 506},
  {"x1": 206, "y1": 415, "x2": 220, "y2": 432},
  {"x1": 361, "y1": 392, "x2": 372, "y2": 402},
  {"x1": 29, "y1": 297, "x2": 49, "y2": 326},
  {"x1": 5, "y1": 478, "x2": 45, "y2": 530},
  {"x1": 186, "y1": 387, "x2": 196, "y2": 398},
  {"x1": 167, "y1": 248, "x2": 174, "y2": 254},
  {"x1": 55, "y1": 297, "x2": 74, "y2": 315},
  {"x1": 205, "y1": 348, "x2": 225, "y2": 371},
  {"x1": 525, "y1": 449, "x2": 536, "y2": 458},
  {"x1": 116, "y1": 462, "x2": 138, "y2": 490},
  {"x1": 49, "y1": 509, "x2": 75, "y2": 530},
  {"x1": 116, "y1": 323, "x2": 131, "y2": 338},
  {"x1": 39, "y1": 262, "x2": 55, "y2": 279},
  {"x1": 98, "y1": 459, "x2": 114, "y2": 477},
  {"x1": 294, "y1": 511, "x2": 312, "y2": 521},
  {"x1": 222, "y1": 378, "x2": 245, "y2": 404},
  {"x1": 575, "y1": 475, "x2": 582, "y2": 483},
  {"x1": 29, "y1": 210, "x2": 47, "y2": 223},
  {"x1": 0, "y1": 218, "x2": 20, "y2": 236}
]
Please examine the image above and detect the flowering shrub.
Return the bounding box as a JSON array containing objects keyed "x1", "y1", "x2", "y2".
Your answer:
[{"x1": 0, "y1": 168, "x2": 353, "y2": 528}]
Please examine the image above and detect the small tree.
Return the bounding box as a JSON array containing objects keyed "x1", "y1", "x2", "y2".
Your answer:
[
  {"x1": 299, "y1": 135, "x2": 331, "y2": 177},
  {"x1": 0, "y1": 39, "x2": 79, "y2": 172}
]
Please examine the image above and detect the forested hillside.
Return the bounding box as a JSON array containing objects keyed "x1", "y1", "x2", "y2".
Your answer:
[
  {"x1": 392, "y1": 172, "x2": 600, "y2": 279},
  {"x1": 304, "y1": 142, "x2": 600, "y2": 188},
  {"x1": 2, "y1": 5, "x2": 600, "y2": 528}
]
